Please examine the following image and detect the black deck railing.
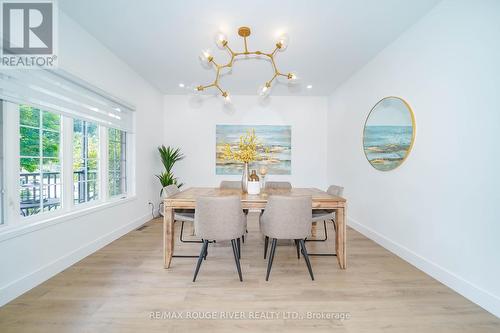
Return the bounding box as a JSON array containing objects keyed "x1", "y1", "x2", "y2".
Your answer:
[{"x1": 20, "y1": 171, "x2": 98, "y2": 216}]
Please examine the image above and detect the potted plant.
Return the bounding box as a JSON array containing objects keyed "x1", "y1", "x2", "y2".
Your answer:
[{"x1": 156, "y1": 146, "x2": 184, "y2": 215}]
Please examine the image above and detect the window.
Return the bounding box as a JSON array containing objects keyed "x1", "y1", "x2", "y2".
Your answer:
[
  {"x1": 19, "y1": 105, "x2": 61, "y2": 217},
  {"x1": 73, "y1": 120, "x2": 100, "y2": 205},
  {"x1": 1, "y1": 70, "x2": 135, "y2": 228},
  {"x1": 108, "y1": 128, "x2": 127, "y2": 197}
]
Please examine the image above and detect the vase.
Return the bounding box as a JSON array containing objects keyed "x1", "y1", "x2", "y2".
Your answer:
[{"x1": 241, "y1": 163, "x2": 249, "y2": 193}]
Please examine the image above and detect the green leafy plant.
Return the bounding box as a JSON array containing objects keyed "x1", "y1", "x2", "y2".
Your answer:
[{"x1": 156, "y1": 145, "x2": 184, "y2": 197}]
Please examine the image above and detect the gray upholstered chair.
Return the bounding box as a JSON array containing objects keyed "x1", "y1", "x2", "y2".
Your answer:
[
  {"x1": 193, "y1": 196, "x2": 247, "y2": 282},
  {"x1": 264, "y1": 181, "x2": 292, "y2": 190},
  {"x1": 328, "y1": 185, "x2": 344, "y2": 196},
  {"x1": 307, "y1": 185, "x2": 345, "y2": 256},
  {"x1": 260, "y1": 195, "x2": 314, "y2": 281},
  {"x1": 163, "y1": 185, "x2": 202, "y2": 257},
  {"x1": 220, "y1": 180, "x2": 249, "y2": 241},
  {"x1": 219, "y1": 180, "x2": 242, "y2": 189}
]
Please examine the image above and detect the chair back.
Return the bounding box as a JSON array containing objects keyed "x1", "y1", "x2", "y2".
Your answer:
[
  {"x1": 163, "y1": 184, "x2": 180, "y2": 198},
  {"x1": 195, "y1": 196, "x2": 246, "y2": 241},
  {"x1": 327, "y1": 185, "x2": 344, "y2": 196},
  {"x1": 265, "y1": 181, "x2": 292, "y2": 190},
  {"x1": 260, "y1": 195, "x2": 312, "y2": 239},
  {"x1": 219, "y1": 180, "x2": 241, "y2": 189}
]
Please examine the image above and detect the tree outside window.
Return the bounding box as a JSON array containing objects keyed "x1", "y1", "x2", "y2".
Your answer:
[{"x1": 19, "y1": 105, "x2": 61, "y2": 216}]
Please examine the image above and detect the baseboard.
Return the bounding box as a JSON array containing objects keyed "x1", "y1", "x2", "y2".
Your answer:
[
  {"x1": 0, "y1": 213, "x2": 151, "y2": 307},
  {"x1": 348, "y1": 217, "x2": 500, "y2": 318}
]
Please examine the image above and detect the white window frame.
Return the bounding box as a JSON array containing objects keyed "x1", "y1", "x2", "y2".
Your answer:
[
  {"x1": 72, "y1": 119, "x2": 102, "y2": 207},
  {"x1": 107, "y1": 128, "x2": 128, "y2": 199},
  {"x1": 18, "y1": 105, "x2": 63, "y2": 216},
  {"x1": 0, "y1": 100, "x2": 135, "y2": 232}
]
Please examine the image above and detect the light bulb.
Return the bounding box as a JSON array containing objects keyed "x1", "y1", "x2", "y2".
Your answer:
[
  {"x1": 276, "y1": 34, "x2": 289, "y2": 51},
  {"x1": 286, "y1": 72, "x2": 300, "y2": 84},
  {"x1": 286, "y1": 72, "x2": 302, "y2": 85},
  {"x1": 187, "y1": 83, "x2": 204, "y2": 95},
  {"x1": 222, "y1": 91, "x2": 231, "y2": 103},
  {"x1": 258, "y1": 82, "x2": 271, "y2": 96},
  {"x1": 199, "y1": 49, "x2": 214, "y2": 68},
  {"x1": 214, "y1": 31, "x2": 228, "y2": 49}
]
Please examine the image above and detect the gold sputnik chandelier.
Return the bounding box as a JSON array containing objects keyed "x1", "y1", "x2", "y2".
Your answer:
[{"x1": 196, "y1": 26, "x2": 297, "y2": 102}]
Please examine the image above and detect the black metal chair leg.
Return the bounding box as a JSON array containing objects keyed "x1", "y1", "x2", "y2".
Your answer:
[
  {"x1": 322, "y1": 220, "x2": 328, "y2": 241},
  {"x1": 237, "y1": 238, "x2": 241, "y2": 259},
  {"x1": 295, "y1": 239, "x2": 300, "y2": 259},
  {"x1": 265, "y1": 238, "x2": 277, "y2": 281},
  {"x1": 180, "y1": 220, "x2": 203, "y2": 243},
  {"x1": 174, "y1": 237, "x2": 215, "y2": 259},
  {"x1": 264, "y1": 236, "x2": 269, "y2": 259},
  {"x1": 193, "y1": 240, "x2": 209, "y2": 282},
  {"x1": 307, "y1": 219, "x2": 338, "y2": 256},
  {"x1": 305, "y1": 220, "x2": 329, "y2": 242},
  {"x1": 204, "y1": 241, "x2": 208, "y2": 260},
  {"x1": 231, "y1": 239, "x2": 243, "y2": 282},
  {"x1": 299, "y1": 239, "x2": 315, "y2": 281}
]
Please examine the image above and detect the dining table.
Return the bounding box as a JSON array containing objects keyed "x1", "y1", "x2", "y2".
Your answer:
[{"x1": 163, "y1": 187, "x2": 347, "y2": 269}]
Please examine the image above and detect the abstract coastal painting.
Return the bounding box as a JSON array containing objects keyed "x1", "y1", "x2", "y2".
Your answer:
[
  {"x1": 363, "y1": 97, "x2": 415, "y2": 171},
  {"x1": 216, "y1": 125, "x2": 291, "y2": 175}
]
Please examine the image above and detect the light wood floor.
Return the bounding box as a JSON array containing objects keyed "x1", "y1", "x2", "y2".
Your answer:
[{"x1": 0, "y1": 213, "x2": 499, "y2": 333}]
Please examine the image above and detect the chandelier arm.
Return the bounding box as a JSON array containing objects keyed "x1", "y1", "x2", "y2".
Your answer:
[
  {"x1": 270, "y1": 57, "x2": 279, "y2": 73},
  {"x1": 243, "y1": 37, "x2": 249, "y2": 53},
  {"x1": 215, "y1": 66, "x2": 221, "y2": 78},
  {"x1": 268, "y1": 72, "x2": 279, "y2": 84},
  {"x1": 221, "y1": 45, "x2": 235, "y2": 68},
  {"x1": 225, "y1": 44, "x2": 236, "y2": 56},
  {"x1": 211, "y1": 59, "x2": 220, "y2": 68},
  {"x1": 215, "y1": 84, "x2": 225, "y2": 94},
  {"x1": 233, "y1": 51, "x2": 266, "y2": 57},
  {"x1": 199, "y1": 83, "x2": 216, "y2": 91},
  {"x1": 222, "y1": 53, "x2": 236, "y2": 68}
]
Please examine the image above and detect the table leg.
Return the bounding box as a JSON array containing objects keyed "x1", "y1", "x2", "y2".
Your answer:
[
  {"x1": 163, "y1": 206, "x2": 175, "y2": 268},
  {"x1": 335, "y1": 207, "x2": 346, "y2": 269}
]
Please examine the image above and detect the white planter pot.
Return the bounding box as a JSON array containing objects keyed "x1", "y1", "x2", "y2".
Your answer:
[{"x1": 247, "y1": 181, "x2": 261, "y2": 195}]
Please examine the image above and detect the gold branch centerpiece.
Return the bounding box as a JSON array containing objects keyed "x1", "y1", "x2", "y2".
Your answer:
[{"x1": 222, "y1": 129, "x2": 262, "y2": 192}]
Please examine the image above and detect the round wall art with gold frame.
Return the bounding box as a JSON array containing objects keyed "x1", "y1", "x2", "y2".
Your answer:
[{"x1": 363, "y1": 96, "x2": 416, "y2": 171}]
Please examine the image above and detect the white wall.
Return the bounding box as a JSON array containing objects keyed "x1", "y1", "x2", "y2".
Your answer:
[
  {"x1": 327, "y1": 0, "x2": 500, "y2": 317},
  {"x1": 163, "y1": 95, "x2": 328, "y2": 189},
  {"x1": 0, "y1": 11, "x2": 164, "y2": 305}
]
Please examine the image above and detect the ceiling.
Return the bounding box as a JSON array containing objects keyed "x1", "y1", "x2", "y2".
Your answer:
[{"x1": 59, "y1": 0, "x2": 440, "y2": 96}]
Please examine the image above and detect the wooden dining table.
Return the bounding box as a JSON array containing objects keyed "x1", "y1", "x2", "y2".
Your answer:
[{"x1": 163, "y1": 187, "x2": 347, "y2": 269}]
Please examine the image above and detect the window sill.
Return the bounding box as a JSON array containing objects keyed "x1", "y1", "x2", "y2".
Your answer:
[{"x1": 0, "y1": 196, "x2": 137, "y2": 243}]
